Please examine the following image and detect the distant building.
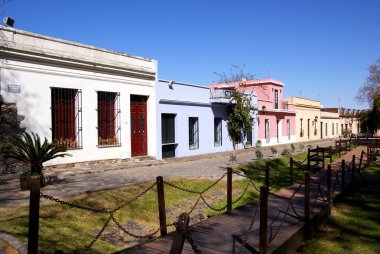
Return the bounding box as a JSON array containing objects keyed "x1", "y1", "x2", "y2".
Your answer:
[
  {"x1": 283, "y1": 97, "x2": 323, "y2": 142},
  {"x1": 0, "y1": 26, "x2": 157, "y2": 165},
  {"x1": 322, "y1": 108, "x2": 364, "y2": 137},
  {"x1": 156, "y1": 80, "x2": 258, "y2": 160},
  {"x1": 211, "y1": 79, "x2": 296, "y2": 146}
]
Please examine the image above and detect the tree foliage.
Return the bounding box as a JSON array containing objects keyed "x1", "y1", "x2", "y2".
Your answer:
[
  {"x1": 360, "y1": 97, "x2": 380, "y2": 135},
  {"x1": 356, "y1": 58, "x2": 380, "y2": 105},
  {"x1": 4, "y1": 132, "x2": 69, "y2": 174},
  {"x1": 227, "y1": 91, "x2": 254, "y2": 149},
  {"x1": 215, "y1": 65, "x2": 255, "y2": 149}
]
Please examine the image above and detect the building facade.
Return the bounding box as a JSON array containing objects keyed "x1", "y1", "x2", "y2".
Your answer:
[
  {"x1": 320, "y1": 110, "x2": 340, "y2": 139},
  {"x1": 211, "y1": 79, "x2": 296, "y2": 146},
  {"x1": 283, "y1": 97, "x2": 323, "y2": 142},
  {"x1": 323, "y1": 108, "x2": 363, "y2": 137},
  {"x1": 0, "y1": 26, "x2": 157, "y2": 165},
  {"x1": 157, "y1": 80, "x2": 258, "y2": 160}
]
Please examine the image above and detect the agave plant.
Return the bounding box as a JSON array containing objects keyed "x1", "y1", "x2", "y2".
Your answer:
[{"x1": 4, "y1": 132, "x2": 69, "y2": 174}]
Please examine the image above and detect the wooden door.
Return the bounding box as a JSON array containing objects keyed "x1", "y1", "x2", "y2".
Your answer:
[{"x1": 130, "y1": 96, "x2": 148, "y2": 156}]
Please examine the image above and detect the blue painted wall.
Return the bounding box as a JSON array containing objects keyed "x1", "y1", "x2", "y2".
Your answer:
[{"x1": 156, "y1": 80, "x2": 258, "y2": 160}]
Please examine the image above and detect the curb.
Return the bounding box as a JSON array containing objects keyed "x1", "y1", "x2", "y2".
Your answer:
[{"x1": 0, "y1": 232, "x2": 26, "y2": 254}]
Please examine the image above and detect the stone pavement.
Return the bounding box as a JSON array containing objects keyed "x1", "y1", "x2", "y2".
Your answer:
[{"x1": 0, "y1": 140, "x2": 336, "y2": 208}]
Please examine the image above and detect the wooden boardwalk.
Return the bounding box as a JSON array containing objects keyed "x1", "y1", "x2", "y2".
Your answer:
[{"x1": 124, "y1": 147, "x2": 366, "y2": 254}]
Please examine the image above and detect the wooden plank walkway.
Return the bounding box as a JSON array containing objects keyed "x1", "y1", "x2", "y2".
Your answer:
[{"x1": 124, "y1": 147, "x2": 367, "y2": 254}]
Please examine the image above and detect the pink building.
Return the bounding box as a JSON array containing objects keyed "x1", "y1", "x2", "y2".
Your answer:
[{"x1": 210, "y1": 79, "x2": 296, "y2": 146}]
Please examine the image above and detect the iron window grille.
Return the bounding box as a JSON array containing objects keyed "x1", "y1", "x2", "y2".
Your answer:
[
  {"x1": 51, "y1": 87, "x2": 82, "y2": 149},
  {"x1": 274, "y1": 90, "x2": 279, "y2": 109},
  {"x1": 214, "y1": 118, "x2": 222, "y2": 146},
  {"x1": 265, "y1": 119, "x2": 270, "y2": 143},
  {"x1": 287, "y1": 119, "x2": 291, "y2": 140},
  {"x1": 189, "y1": 117, "x2": 199, "y2": 149},
  {"x1": 97, "y1": 91, "x2": 121, "y2": 147}
]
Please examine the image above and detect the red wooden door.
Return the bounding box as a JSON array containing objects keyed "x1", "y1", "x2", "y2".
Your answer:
[{"x1": 130, "y1": 96, "x2": 147, "y2": 156}]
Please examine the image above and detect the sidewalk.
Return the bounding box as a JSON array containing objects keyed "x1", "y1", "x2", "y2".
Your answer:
[{"x1": 0, "y1": 139, "x2": 335, "y2": 208}]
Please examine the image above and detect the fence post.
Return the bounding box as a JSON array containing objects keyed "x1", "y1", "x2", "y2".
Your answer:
[
  {"x1": 329, "y1": 146, "x2": 332, "y2": 163},
  {"x1": 327, "y1": 165, "x2": 332, "y2": 209},
  {"x1": 227, "y1": 167, "x2": 232, "y2": 213},
  {"x1": 259, "y1": 185, "x2": 269, "y2": 254},
  {"x1": 304, "y1": 172, "x2": 310, "y2": 238},
  {"x1": 307, "y1": 148, "x2": 311, "y2": 172},
  {"x1": 265, "y1": 162, "x2": 270, "y2": 187},
  {"x1": 28, "y1": 178, "x2": 41, "y2": 254},
  {"x1": 341, "y1": 160, "x2": 345, "y2": 189},
  {"x1": 156, "y1": 176, "x2": 167, "y2": 236},
  {"x1": 170, "y1": 213, "x2": 190, "y2": 254},
  {"x1": 358, "y1": 150, "x2": 364, "y2": 171},
  {"x1": 290, "y1": 157, "x2": 294, "y2": 185},
  {"x1": 351, "y1": 155, "x2": 355, "y2": 183},
  {"x1": 322, "y1": 147, "x2": 325, "y2": 169}
]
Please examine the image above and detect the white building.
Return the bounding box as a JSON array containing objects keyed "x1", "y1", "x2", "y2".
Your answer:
[{"x1": 0, "y1": 26, "x2": 157, "y2": 165}]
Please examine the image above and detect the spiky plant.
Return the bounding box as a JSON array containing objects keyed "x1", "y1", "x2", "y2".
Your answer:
[{"x1": 4, "y1": 132, "x2": 69, "y2": 174}]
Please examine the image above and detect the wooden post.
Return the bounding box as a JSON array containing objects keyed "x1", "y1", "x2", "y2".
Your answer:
[
  {"x1": 322, "y1": 147, "x2": 325, "y2": 169},
  {"x1": 265, "y1": 162, "x2": 269, "y2": 187},
  {"x1": 290, "y1": 157, "x2": 294, "y2": 185},
  {"x1": 304, "y1": 172, "x2": 310, "y2": 238},
  {"x1": 329, "y1": 146, "x2": 332, "y2": 163},
  {"x1": 341, "y1": 160, "x2": 345, "y2": 188},
  {"x1": 170, "y1": 213, "x2": 190, "y2": 254},
  {"x1": 156, "y1": 176, "x2": 167, "y2": 236},
  {"x1": 327, "y1": 165, "x2": 332, "y2": 209},
  {"x1": 351, "y1": 155, "x2": 355, "y2": 183},
  {"x1": 227, "y1": 167, "x2": 232, "y2": 213},
  {"x1": 358, "y1": 150, "x2": 364, "y2": 171},
  {"x1": 307, "y1": 148, "x2": 311, "y2": 172},
  {"x1": 28, "y1": 178, "x2": 41, "y2": 254},
  {"x1": 259, "y1": 185, "x2": 269, "y2": 254}
]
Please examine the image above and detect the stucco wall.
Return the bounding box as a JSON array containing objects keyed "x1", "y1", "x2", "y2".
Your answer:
[
  {"x1": 0, "y1": 27, "x2": 157, "y2": 165},
  {"x1": 156, "y1": 80, "x2": 258, "y2": 160}
]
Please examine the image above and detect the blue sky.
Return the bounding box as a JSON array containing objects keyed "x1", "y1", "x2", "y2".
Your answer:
[{"x1": 2, "y1": 0, "x2": 379, "y2": 109}]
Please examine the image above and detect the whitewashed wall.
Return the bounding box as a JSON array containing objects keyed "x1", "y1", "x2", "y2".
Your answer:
[{"x1": 0, "y1": 26, "x2": 157, "y2": 165}]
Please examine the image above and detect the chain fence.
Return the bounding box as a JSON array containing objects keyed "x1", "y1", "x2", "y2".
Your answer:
[
  {"x1": 40, "y1": 181, "x2": 159, "y2": 252},
  {"x1": 34, "y1": 146, "x2": 362, "y2": 253}
]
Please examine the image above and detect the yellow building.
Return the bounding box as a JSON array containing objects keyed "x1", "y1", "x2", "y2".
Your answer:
[
  {"x1": 283, "y1": 97, "x2": 322, "y2": 142},
  {"x1": 320, "y1": 110, "x2": 340, "y2": 139}
]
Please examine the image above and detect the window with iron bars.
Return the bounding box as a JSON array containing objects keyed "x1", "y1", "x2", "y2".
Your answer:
[
  {"x1": 51, "y1": 87, "x2": 82, "y2": 149},
  {"x1": 97, "y1": 91, "x2": 121, "y2": 147}
]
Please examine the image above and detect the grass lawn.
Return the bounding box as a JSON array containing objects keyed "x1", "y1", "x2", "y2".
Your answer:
[
  {"x1": 0, "y1": 178, "x2": 260, "y2": 253},
  {"x1": 0, "y1": 150, "x2": 337, "y2": 253},
  {"x1": 299, "y1": 161, "x2": 380, "y2": 254}
]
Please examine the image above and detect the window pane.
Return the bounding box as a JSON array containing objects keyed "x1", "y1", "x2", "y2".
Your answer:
[
  {"x1": 214, "y1": 118, "x2": 222, "y2": 146},
  {"x1": 52, "y1": 88, "x2": 81, "y2": 149},
  {"x1": 189, "y1": 117, "x2": 199, "y2": 149},
  {"x1": 162, "y1": 114, "x2": 175, "y2": 144},
  {"x1": 97, "y1": 91, "x2": 119, "y2": 146}
]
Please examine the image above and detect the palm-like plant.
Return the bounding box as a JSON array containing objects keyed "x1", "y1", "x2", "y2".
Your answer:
[{"x1": 5, "y1": 132, "x2": 69, "y2": 174}]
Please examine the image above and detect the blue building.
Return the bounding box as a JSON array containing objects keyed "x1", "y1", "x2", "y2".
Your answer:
[{"x1": 156, "y1": 80, "x2": 258, "y2": 160}]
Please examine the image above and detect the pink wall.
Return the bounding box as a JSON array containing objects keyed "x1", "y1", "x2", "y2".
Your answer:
[
  {"x1": 210, "y1": 79, "x2": 296, "y2": 142},
  {"x1": 257, "y1": 113, "x2": 295, "y2": 140}
]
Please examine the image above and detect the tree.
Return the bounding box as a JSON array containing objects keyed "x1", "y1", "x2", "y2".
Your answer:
[
  {"x1": 360, "y1": 97, "x2": 380, "y2": 135},
  {"x1": 4, "y1": 132, "x2": 69, "y2": 174},
  {"x1": 356, "y1": 58, "x2": 380, "y2": 105},
  {"x1": 215, "y1": 65, "x2": 256, "y2": 149},
  {"x1": 227, "y1": 91, "x2": 255, "y2": 149},
  {"x1": 356, "y1": 58, "x2": 380, "y2": 135}
]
